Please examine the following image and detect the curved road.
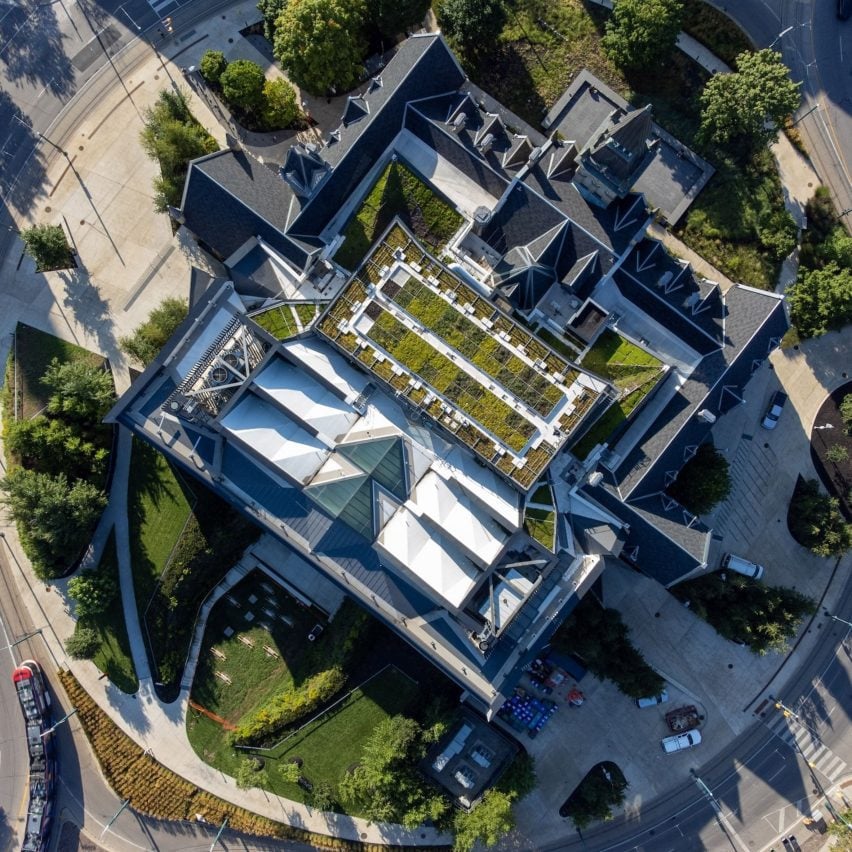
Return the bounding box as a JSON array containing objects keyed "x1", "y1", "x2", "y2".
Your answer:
[{"x1": 708, "y1": 0, "x2": 852, "y2": 225}]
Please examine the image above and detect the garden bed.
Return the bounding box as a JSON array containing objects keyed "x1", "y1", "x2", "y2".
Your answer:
[
  {"x1": 559, "y1": 761, "x2": 628, "y2": 828},
  {"x1": 809, "y1": 383, "x2": 852, "y2": 520}
]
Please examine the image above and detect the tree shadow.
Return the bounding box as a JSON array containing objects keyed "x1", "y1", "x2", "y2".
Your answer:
[
  {"x1": 56, "y1": 268, "x2": 118, "y2": 358},
  {"x1": 0, "y1": 92, "x2": 49, "y2": 218},
  {"x1": 0, "y1": 0, "x2": 77, "y2": 100}
]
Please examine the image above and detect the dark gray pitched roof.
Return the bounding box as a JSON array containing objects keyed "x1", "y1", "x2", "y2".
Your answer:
[
  {"x1": 181, "y1": 150, "x2": 317, "y2": 267},
  {"x1": 482, "y1": 182, "x2": 566, "y2": 255},
  {"x1": 289, "y1": 34, "x2": 467, "y2": 239},
  {"x1": 582, "y1": 483, "x2": 708, "y2": 586},
  {"x1": 280, "y1": 144, "x2": 329, "y2": 197},
  {"x1": 342, "y1": 94, "x2": 369, "y2": 126},
  {"x1": 586, "y1": 105, "x2": 653, "y2": 182},
  {"x1": 611, "y1": 286, "x2": 787, "y2": 498}
]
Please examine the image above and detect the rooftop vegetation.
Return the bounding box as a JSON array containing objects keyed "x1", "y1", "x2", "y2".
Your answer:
[
  {"x1": 334, "y1": 160, "x2": 463, "y2": 271},
  {"x1": 368, "y1": 309, "x2": 535, "y2": 452},
  {"x1": 580, "y1": 330, "x2": 663, "y2": 391},
  {"x1": 524, "y1": 507, "x2": 556, "y2": 551},
  {"x1": 391, "y1": 279, "x2": 568, "y2": 416}
]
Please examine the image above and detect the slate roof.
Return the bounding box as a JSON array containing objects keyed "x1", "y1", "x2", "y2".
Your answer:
[
  {"x1": 181, "y1": 150, "x2": 317, "y2": 267},
  {"x1": 280, "y1": 144, "x2": 329, "y2": 198},
  {"x1": 612, "y1": 286, "x2": 787, "y2": 500},
  {"x1": 584, "y1": 105, "x2": 654, "y2": 185}
]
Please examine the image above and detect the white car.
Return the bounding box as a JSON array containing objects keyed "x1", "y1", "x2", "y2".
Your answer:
[
  {"x1": 761, "y1": 391, "x2": 788, "y2": 430},
  {"x1": 636, "y1": 690, "x2": 669, "y2": 708},
  {"x1": 661, "y1": 730, "x2": 702, "y2": 753}
]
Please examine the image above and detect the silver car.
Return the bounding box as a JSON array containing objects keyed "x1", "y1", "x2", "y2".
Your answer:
[{"x1": 762, "y1": 391, "x2": 787, "y2": 430}]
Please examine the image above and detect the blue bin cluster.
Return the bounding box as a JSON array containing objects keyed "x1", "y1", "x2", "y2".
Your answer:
[{"x1": 498, "y1": 690, "x2": 558, "y2": 737}]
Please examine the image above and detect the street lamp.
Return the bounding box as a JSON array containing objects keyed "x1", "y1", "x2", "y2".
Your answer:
[
  {"x1": 769, "y1": 26, "x2": 794, "y2": 49},
  {"x1": 118, "y1": 6, "x2": 141, "y2": 31},
  {"x1": 823, "y1": 609, "x2": 852, "y2": 629},
  {"x1": 41, "y1": 707, "x2": 77, "y2": 738}
]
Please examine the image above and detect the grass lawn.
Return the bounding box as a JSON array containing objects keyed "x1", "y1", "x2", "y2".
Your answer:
[
  {"x1": 334, "y1": 161, "x2": 463, "y2": 271},
  {"x1": 294, "y1": 302, "x2": 320, "y2": 328},
  {"x1": 570, "y1": 379, "x2": 657, "y2": 460},
  {"x1": 188, "y1": 664, "x2": 418, "y2": 806},
  {"x1": 11, "y1": 323, "x2": 104, "y2": 419},
  {"x1": 251, "y1": 306, "x2": 299, "y2": 340},
  {"x1": 128, "y1": 438, "x2": 194, "y2": 610},
  {"x1": 85, "y1": 530, "x2": 138, "y2": 694},
  {"x1": 580, "y1": 330, "x2": 663, "y2": 391},
  {"x1": 525, "y1": 507, "x2": 556, "y2": 551}
]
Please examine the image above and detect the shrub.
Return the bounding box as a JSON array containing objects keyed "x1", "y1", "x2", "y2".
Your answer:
[
  {"x1": 41, "y1": 358, "x2": 115, "y2": 422},
  {"x1": 20, "y1": 224, "x2": 74, "y2": 271},
  {"x1": 841, "y1": 393, "x2": 852, "y2": 435},
  {"x1": 199, "y1": 50, "x2": 228, "y2": 85},
  {"x1": 231, "y1": 667, "x2": 348, "y2": 744},
  {"x1": 65, "y1": 626, "x2": 101, "y2": 659},
  {"x1": 67, "y1": 569, "x2": 118, "y2": 619}
]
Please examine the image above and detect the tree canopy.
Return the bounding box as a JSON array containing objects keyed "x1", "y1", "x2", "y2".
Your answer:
[
  {"x1": 841, "y1": 393, "x2": 852, "y2": 434},
  {"x1": 199, "y1": 50, "x2": 228, "y2": 85},
  {"x1": 338, "y1": 715, "x2": 450, "y2": 828},
  {"x1": 274, "y1": 0, "x2": 367, "y2": 96},
  {"x1": 5, "y1": 416, "x2": 107, "y2": 481},
  {"x1": 788, "y1": 477, "x2": 852, "y2": 558},
  {"x1": 68, "y1": 569, "x2": 118, "y2": 620},
  {"x1": 453, "y1": 790, "x2": 516, "y2": 852},
  {"x1": 220, "y1": 59, "x2": 266, "y2": 112},
  {"x1": 698, "y1": 49, "x2": 801, "y2": 151},
  {"x1": 120, "y1": 297, "x2": 188, "y2": 366},
  {"x1": 0, "y1": 468, "x2": 106, "y2": 579},
  {"x1": 666, "y1": 443, "x2": 731, "y2": 516},
  {"x1": 368, "y1": 0, "x2": 430, "y2": 39},
  {"x1": 787, "y1": 262, "x2": 852, "y2": 339},
  {"x1": 602, "y1": 0, "x2": 684, "y2": 70},
  {"x1": 262, "y1": 78, "x2": 300, "y2": 129},
  {"x1": 559, "y1": 762, "x2": 629, "y2": 829},
  {"x1": 41, "y1": 358, "x2": 115, "y2": 422},
  {"x1": 65, "y1": 627, "x2": 101, "y2": 660},
  {"x1": 438, "y1": 0, "x2": 507, "y2": 54},
  {"x1": 20, "y1": 224, "x2": 73, "y2": 272}
]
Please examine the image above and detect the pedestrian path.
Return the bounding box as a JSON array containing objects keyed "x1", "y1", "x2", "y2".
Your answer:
[{"x1": 762, "y1": 710, "x2": 848, "y2": 784}]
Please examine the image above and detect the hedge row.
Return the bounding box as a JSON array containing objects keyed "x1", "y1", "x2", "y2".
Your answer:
[
  {"x1": 57, "y1": 670, "x2": 433, "y2": 850},
  {"x1": 231, "y1": 665, "x2": 347, "y2": 745}
]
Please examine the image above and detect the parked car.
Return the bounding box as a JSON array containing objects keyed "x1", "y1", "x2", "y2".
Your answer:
[
  {"x1": 762, "y1": 390, "x2": 788, "y2": 429},
  {"x1": 839, "y1": 0, "x2": 851, "y2": 20},
  {"x1": 636, "y1": 690, "x2": 669, "y2": 708},
  {"x1": 721, "y1": 552, "x2": 765, "y2": 581},
  {"x1": 661, "y1": 730, "x2": 702, "y2": 753}
]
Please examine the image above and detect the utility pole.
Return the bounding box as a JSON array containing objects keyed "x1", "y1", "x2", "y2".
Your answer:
[
  {"x1": 41, "y1": 707, "x2": 77, "y2": 738},
  {"x1": 100, "y1": 799, "x2": 131, "y2": 840},
  {"x1": 209, "y1": 815, "x2": 229, "y2": 851}
]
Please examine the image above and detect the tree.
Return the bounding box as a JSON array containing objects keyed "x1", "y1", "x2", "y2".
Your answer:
[
  {"x1": 560, "y1": 762, "x2": 629, "y2": 829},
  {"x1": 841, "y1": 393, "x2": 852, "y2": 434},
  {"x1": 199, "y1": 50, "x2": 228, "y2": 85},
  {"x1": 307, "y1": 780, "x2": 338, "y2": 811},
  {"x1": 339, "y1": 715, "x2": 450, "y2": 828},
  {"x1": 262, "y1": 78, "x2": 300, "y2": 129},
  {"x1": 453, "y1": 790, "x2": 515, "y2": 852},
  {"x1": 120, "y1": 297, "x2": 188, "y2": 365},
  {"x1": 826, "y1": 444, "x2": 850, "y2": 463},
  {"x1": 41, "y1": 358, "x2": 115, "y2": 422},
  {"x1": 0, "y1": 468, "x2": 107, "y2": 578},
  {"x1": 65, "y1": 626, "x2": 101, "y2": 659},
  {"x1": 20, "y1": 224, "x2": 73, "y2": 271},
  {"x1": 220, "y1": 59, "x2": 266, "y2": 112},
  {"x1": 602, "y1": 0, "x2": 683, "y2": 70},
  {"x1": 257, "y1": 0, "x2": 288, "y2": 41},
  {"x1": 757, "y1": 207, "x2": 797, "y2": 262},
  {"x1": 788, "y1": 478, "x2": 852, "y2": 558},
  {"x1": 279, "y1": 761, "x2": 302, "y2": 783},
  {"x1": 438, "y1": 0, "x2": 506, "y2": 54},
  {"x1": 698, "y1": 50, "x2": 801, "y2": 151},
  {"x1": 274, "y1": 0, "x2": 367, "y2": 96},
  {"x1": 367, "y1": 0, "x2": 430, "y2": 39},
  {"x1": 5, "y1": 416, "x2": 107, "y2": 480},
  {"x1": 666, "y1": 443, "x2": 731, "y2": 516},
  {"x1": 787, "y1": 262, "x2": 852, "y2": 338},
  {"x1": 67, "y1": 569, "x2": 117, "y2": 619}
]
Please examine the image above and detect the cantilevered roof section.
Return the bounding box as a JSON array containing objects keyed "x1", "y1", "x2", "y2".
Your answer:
[
  {"x1": 278, "y1": 337, "x2": 368, "y2": 401},
  {"x1": 377, "y1": 507, "x2": 481, "y2": 608},
  {"x1": 253, "y1": 355, "x2": 358, "y2": 444},
  {"x1": 413, "y1": 471, "x2": 509, "y2": 568},
  {"x1": 221, "y1": 392, "x2": 328, "y2": 484}
]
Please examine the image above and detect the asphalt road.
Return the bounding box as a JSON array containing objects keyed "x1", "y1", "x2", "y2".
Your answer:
[{"x1": 707, "y1": 0, "x2": 852, "y2": 226}]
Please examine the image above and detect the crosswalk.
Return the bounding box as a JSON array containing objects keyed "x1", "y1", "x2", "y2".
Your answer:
[
  {"x1": 147, "y1": 0, "x2": 180, "y2": 19},
  {"x1": 763, "y1": 710, "x2": 848, "y2": 783}
]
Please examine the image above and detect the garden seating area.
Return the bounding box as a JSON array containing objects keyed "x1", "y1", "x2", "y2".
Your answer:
[{"x1": 498, "y1": 690, "x2": 559, "y2": 738}]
